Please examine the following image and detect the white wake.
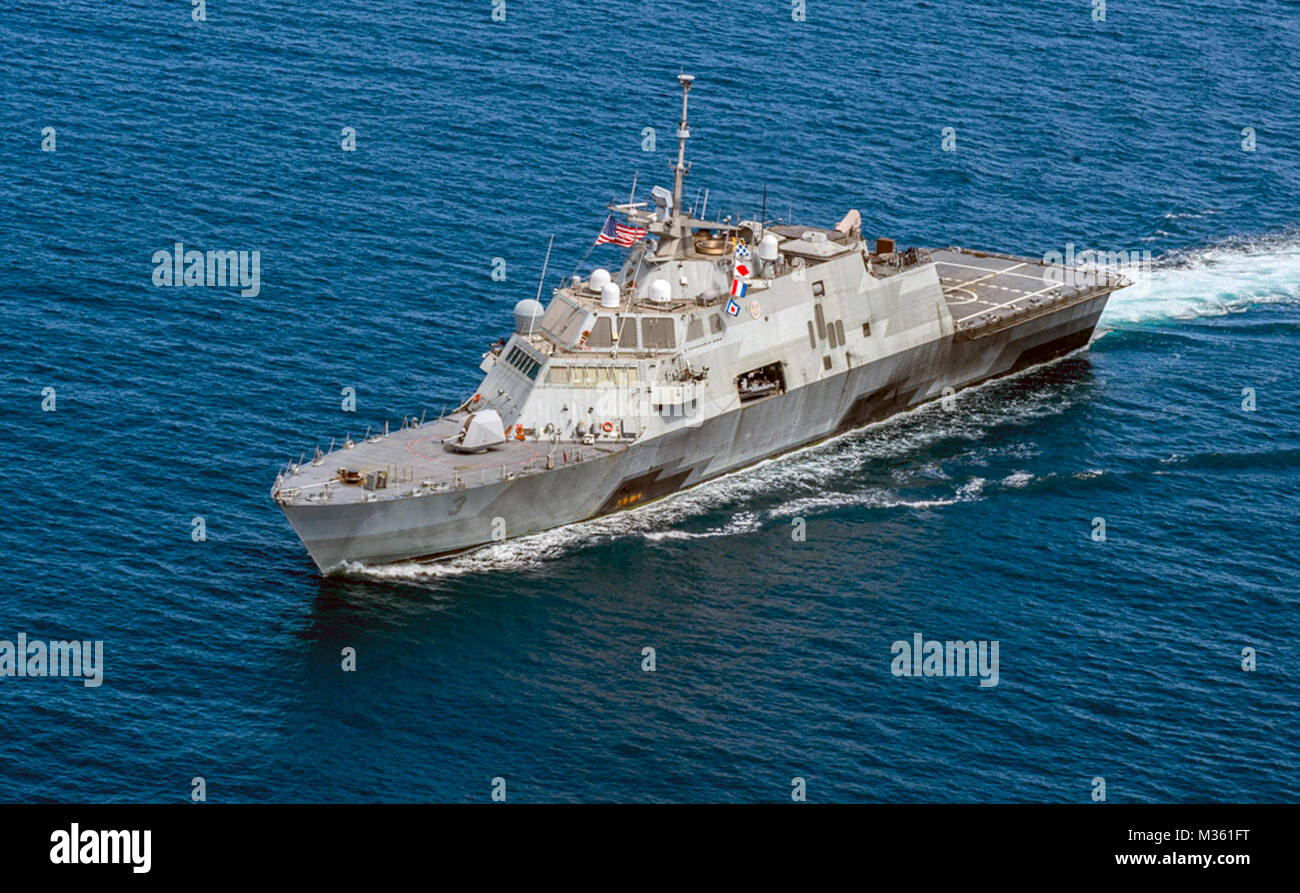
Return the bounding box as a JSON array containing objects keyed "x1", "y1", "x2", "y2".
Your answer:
[{"x1": 1103, "y1": 233, "x2": 1300, "y2": 324}]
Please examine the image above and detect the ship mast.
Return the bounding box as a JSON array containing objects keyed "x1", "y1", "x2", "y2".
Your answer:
[{"x1": 668, "y1": 73, "x2": 694, "y2": 258}]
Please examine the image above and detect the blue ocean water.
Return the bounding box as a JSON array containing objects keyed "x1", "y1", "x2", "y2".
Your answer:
[{"x1": 1, "y1": 0, "x2": 1297, "y2": 802}]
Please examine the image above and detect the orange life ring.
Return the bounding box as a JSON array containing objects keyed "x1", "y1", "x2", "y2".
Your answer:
[{"x1": 601, "y1": 421, "x2": 614, "y2": 433}]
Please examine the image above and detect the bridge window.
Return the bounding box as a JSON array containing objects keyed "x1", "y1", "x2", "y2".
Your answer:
[
  {"x1": 558, "y1": 366, "x2": 639, "y2": 388},
  {"x1": 504, "y1": 346, "x2": 540, "y2": 379}
]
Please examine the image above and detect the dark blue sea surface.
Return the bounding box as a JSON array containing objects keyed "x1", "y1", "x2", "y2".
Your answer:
[{"x1": 1, "y1": 0, "x2": 1297, "y2": 802}]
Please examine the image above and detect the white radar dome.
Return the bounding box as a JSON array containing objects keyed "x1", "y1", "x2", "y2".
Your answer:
[
  {"x1": 588, "y1": 268, "x2": 612, "y2": 292},
  {"x1": 758, "y1": 233, "x2": 780, "y2": 262},
  {"x1": 649, "y1": 279, "x2": 672, "y2": 303},
  {"x1": 513, "y1": 298, "x2": 545, "y2": 333},
  {"x1": 600, "y1": 282, "x2": 621, "y2": 308}
]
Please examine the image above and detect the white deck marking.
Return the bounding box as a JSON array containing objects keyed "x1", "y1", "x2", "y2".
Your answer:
[
  {"x1": 935, "y1": 259, "x2": 1039, "y2": 275},
  {"x1": 936, "y1": 260, "x2": 1047, "y2": 288},
  {"x1": 935, "y1": 259, "x2": 1025, "y2": 273},
  {"x1": 936, "y1": 261, "x2": 1027, "y2": 291},
  {"x1": 952, "y1": 281, "x2": 1066, "y2": 322}
]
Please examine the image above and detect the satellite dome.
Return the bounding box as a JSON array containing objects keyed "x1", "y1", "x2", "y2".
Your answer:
[
  {"x1": 513, "y1": 298, "x2": 545, "y2": 334},
  {"x1": 600, "y1": 282, "x2": 621, "y2": 308},
  {"x1": 758, "y1": 233, "x2": 780, "y2": 262},
  {"x1": 649, "y1": 279, "x2": 672, "y2": 303},
  {"x1": 589, "y1": 268, "x2": 612, "y2": 292}
]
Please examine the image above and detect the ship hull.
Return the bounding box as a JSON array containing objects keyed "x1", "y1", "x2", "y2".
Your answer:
[{"x1": 281, "y1": 293, "x2": 1109, "y2": 571}]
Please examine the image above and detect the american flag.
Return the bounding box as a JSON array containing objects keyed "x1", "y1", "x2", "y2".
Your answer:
[{"x1": 594, "y1": 215, "x2": 647, "y2": 247}]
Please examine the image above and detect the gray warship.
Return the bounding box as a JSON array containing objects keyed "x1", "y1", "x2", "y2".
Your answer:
[{"x1": 273, "y1": 74, "x2": 1127, "y2": 572}]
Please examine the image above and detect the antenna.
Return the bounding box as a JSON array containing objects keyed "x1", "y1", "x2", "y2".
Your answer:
[
  {"x1": 761, "y1": 184, "x2": 767, "y2": 224},
  {"x1": 628, "y1": 172, "x2": 638, "y2": 205},
  {"x1": 529, "y1": 235, "x2": 554, "y2": 337},
  {"x1": 671, "y1": 73, "x2": 694, "y2": 231}
]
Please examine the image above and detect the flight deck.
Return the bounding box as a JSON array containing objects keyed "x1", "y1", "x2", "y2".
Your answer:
[{"x1": 931, "y1": 248, "x2": 1125, "y2": 339}]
